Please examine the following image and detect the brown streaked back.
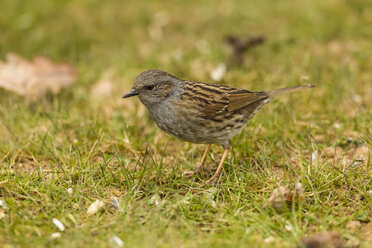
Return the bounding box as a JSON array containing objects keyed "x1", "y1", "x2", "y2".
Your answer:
[{"x1": 181, "y1": 81, "x2": 269, "y2": 119}]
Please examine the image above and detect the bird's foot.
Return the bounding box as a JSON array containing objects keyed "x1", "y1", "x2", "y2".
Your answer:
[{"x1": 205, "y1": 176, "x2": 218, "y2": 185}]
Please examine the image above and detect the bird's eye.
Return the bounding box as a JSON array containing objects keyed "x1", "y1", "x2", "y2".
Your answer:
[{"x1": 145, "y1": 85, "x2": 155, "y2": 91}]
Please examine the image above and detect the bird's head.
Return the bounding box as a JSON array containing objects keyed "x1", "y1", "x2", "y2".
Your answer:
[{"x1": 122, "y1": 69, "x2": 179, "y2": 107}]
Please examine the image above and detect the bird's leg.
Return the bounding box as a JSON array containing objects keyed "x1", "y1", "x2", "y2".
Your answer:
[
  {"x1": 183, "y1": 144, "x2": 211, "y2": 177},
  {"x1": 194, "y1": 144, "x2": 211, "y2": 173},
  {"x1": 206, "y1": 146, "x2": 230, "y2": 184}
]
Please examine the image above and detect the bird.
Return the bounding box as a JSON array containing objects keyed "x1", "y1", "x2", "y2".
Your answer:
[{"x1": 122, "y1": 69, "x2": 314, "y2": 184}]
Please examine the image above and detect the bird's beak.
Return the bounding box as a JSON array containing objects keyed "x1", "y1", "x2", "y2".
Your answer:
[{"x1": 122, "y1": 89, "x2": 139, "y2": 98}]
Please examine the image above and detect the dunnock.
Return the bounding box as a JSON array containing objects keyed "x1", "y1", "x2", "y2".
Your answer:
[{"x1": 123, "y1": 70, "x2": 314, "y2": 183}]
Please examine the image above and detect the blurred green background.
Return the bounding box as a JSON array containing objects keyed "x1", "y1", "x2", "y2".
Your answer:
[{"x1": 0, "y1": 0, "x2": 371, "y2": 247}]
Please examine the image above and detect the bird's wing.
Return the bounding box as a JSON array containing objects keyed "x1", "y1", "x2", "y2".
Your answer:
[
  {"x1": 182, "y1": 81, "x2": 269, "y2": 118},
  {"x1": 226, "y1": 89, "x2": 268, "y2": 112}
]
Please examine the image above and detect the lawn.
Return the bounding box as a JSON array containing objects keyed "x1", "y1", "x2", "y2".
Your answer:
[{"x1": 0, "y1": 0, "x2": 371, "y2": 247}]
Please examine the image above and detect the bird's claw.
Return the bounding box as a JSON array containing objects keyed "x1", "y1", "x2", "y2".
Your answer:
[{"x1": 205, "y1": 176, "x2": 218, "y2": 185}]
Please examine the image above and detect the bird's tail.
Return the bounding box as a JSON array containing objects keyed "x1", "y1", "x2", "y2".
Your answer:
[{"x1": 267, "y1": 85, "x2": 315, "y2": 98}]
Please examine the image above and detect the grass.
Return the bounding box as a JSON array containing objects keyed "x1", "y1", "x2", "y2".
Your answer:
[{"x1": 0, "y1": 0, "x2": 371, "y2": 247}]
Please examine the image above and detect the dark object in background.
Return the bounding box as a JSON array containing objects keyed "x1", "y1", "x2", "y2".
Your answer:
[
  {"x1": 225, "y1": 35, "x2": 265, "y2": 66},
  {"x1": 300, "y1": 232, "x2": 344, "y2": 248}
]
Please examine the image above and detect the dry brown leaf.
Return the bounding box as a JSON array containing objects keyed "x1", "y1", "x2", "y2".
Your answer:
[
  {"x1": 300, "y1": 231, "x2": 344, "y2": 248},
  {"x1": 268, "y1": 183, "x2": 304, "y2": 209},
  {"x1": 0, "y1": 53, "x2": 76, "y2": 100}
]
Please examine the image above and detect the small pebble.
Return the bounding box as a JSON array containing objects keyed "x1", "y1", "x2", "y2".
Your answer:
[
  {"x1": 110, "y1": 235, "x2": 123, "y2": 247},
  {"x1": 0, "y1": 199, "x2": 8, "y2": 209},
  {"x1": 50, "y1": 232, "x2": 61, "y2": 239},
  {"x1": 210, "y1": 63, "x2": 226, "y2": 81},
  {"x1": 87, "y1": 199, "x2": 104, "y2": 216},
  {"x1": 111, "y1": 198, "x2": 119, "y2": 210},
  {"x1": 52, "y1": 218, "x2": 65, "y2": 231}
]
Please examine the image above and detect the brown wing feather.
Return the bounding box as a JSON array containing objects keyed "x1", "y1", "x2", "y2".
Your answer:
[
  {"x1": 182, "y1": 81, "x2": 268, "y2": 118},
  {"x1": 227, "y1": 90, "x2": 268, "y2": 112}
]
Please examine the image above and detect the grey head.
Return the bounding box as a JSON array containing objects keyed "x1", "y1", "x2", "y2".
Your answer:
[{"x1": 122, "y1": 69, "x2": 181, "y2": 107}]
